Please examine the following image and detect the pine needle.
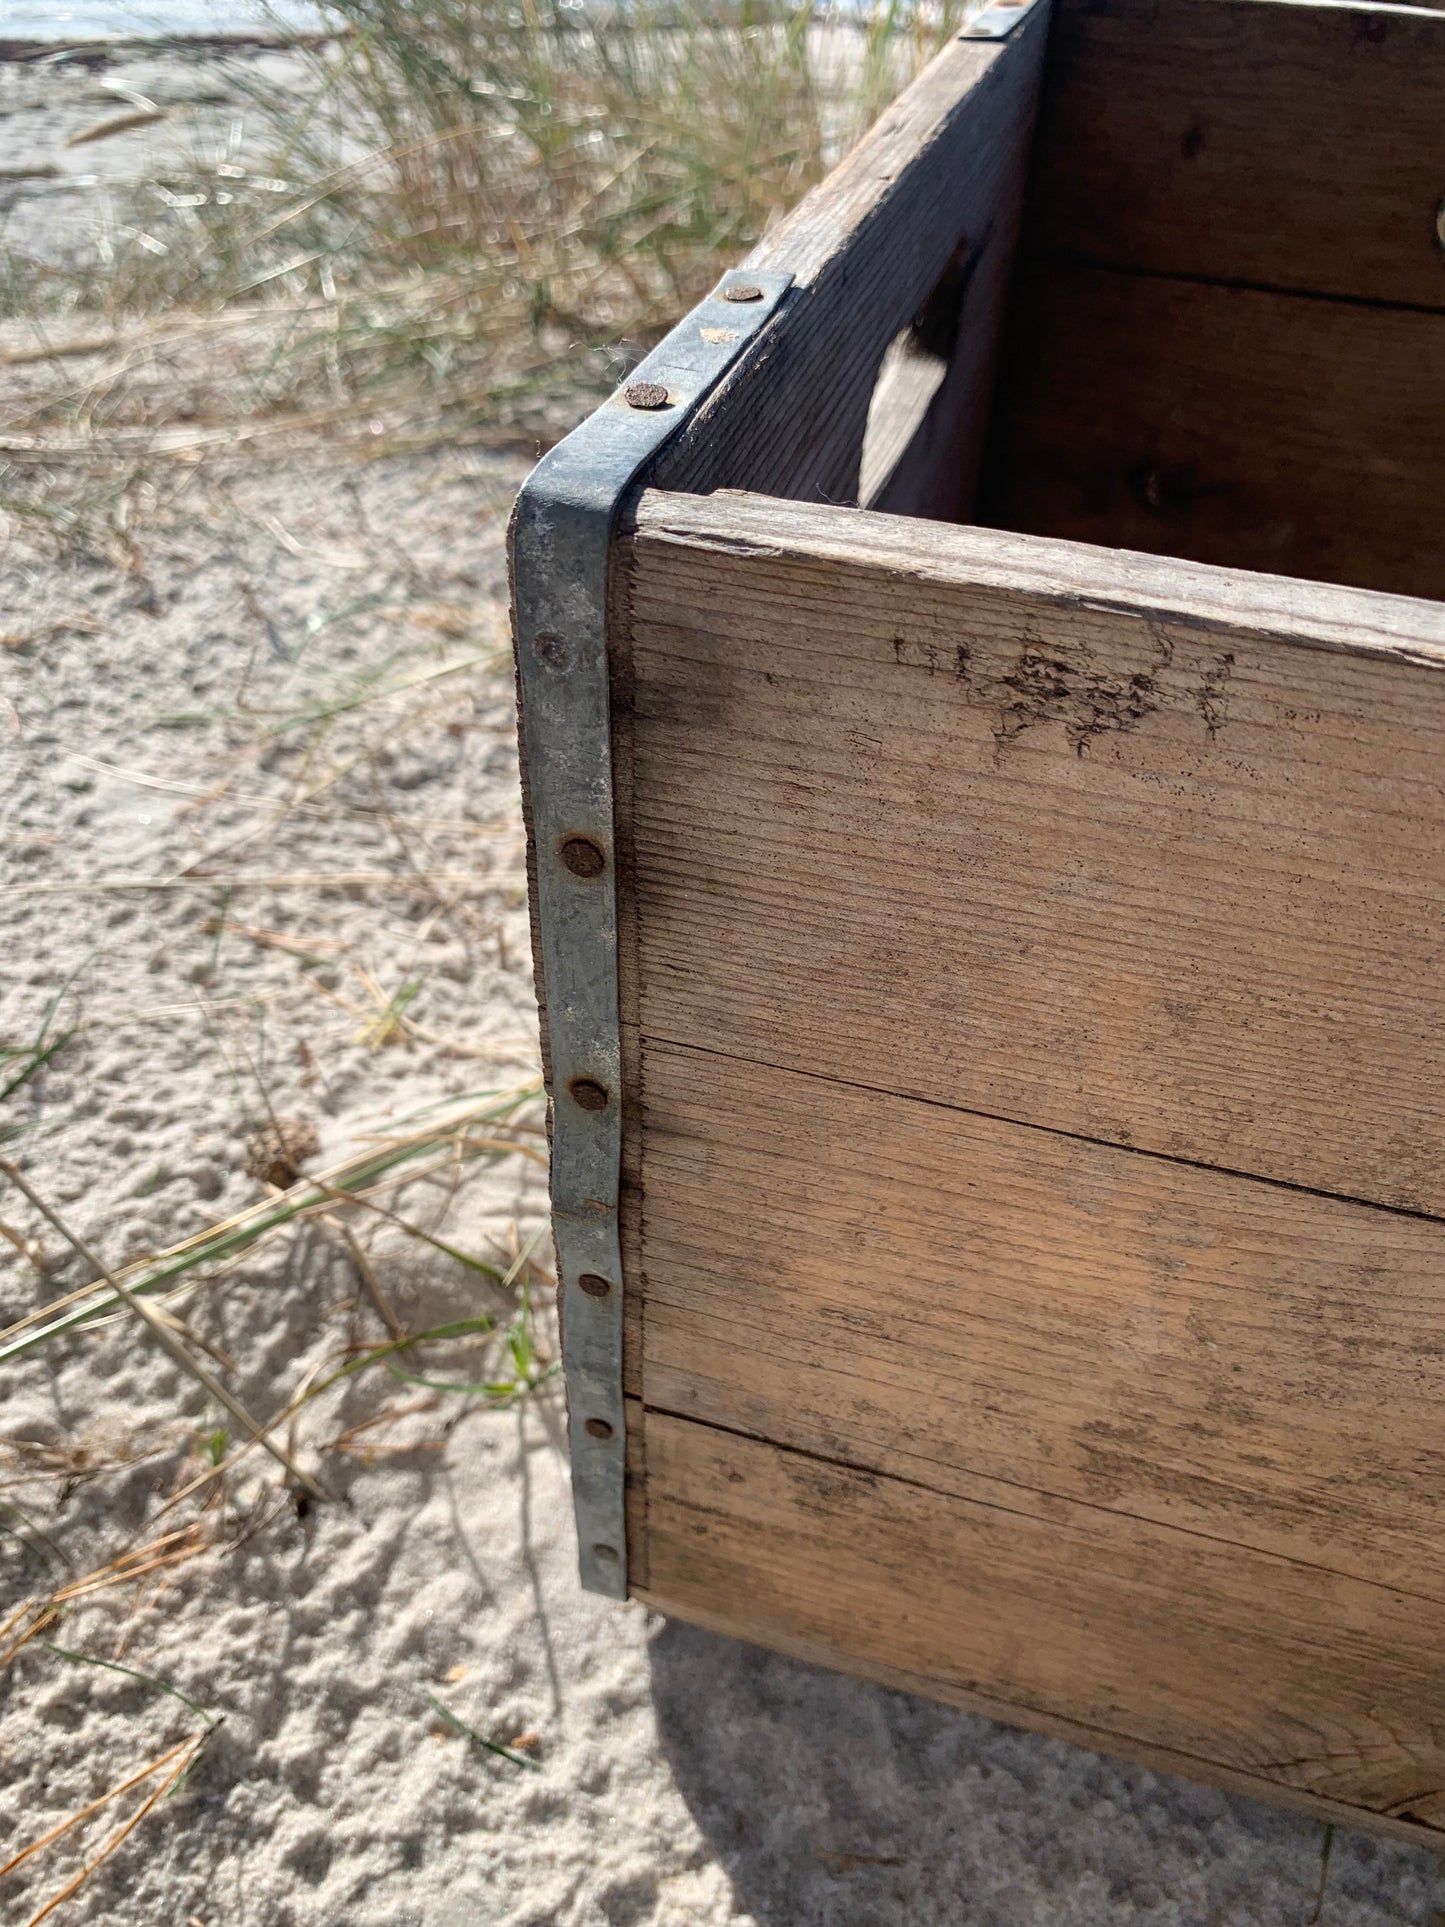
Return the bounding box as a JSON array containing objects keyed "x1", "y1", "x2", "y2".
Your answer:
[
  {"x1": 0, "y1": 1736, "x2": 195, "y2": 1882},
  {"x1": 21, "y1": 1729, "x2": 213, "y2": 1927}
]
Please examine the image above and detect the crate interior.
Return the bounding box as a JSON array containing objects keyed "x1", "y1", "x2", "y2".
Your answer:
[{"x1": 864, "y1": 0, "x2": 1445, "y2": 604}]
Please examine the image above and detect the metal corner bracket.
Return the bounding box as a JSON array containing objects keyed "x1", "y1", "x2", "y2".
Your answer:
[
  {"x1": 960, "y1": 0, "x2": 1046, "y2": 36},
  {"x1": 510, "y1": 267, "x2": 794, "y2": 1599}
]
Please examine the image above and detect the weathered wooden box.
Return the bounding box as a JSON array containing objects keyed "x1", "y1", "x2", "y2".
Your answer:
[{"x1": 512, "y1": 0, "x2": 1445, "y2": 1845}]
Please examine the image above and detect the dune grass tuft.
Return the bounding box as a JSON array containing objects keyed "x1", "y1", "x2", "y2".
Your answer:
[{"x1": 1, "y1": 0, "x2": 967, "y2": 471}]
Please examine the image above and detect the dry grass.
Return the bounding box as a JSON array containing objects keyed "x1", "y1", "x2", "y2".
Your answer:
[
  {"x1": 0, "y1": 1092, "x2": 559, "y2": 1912},
  {"x1": 0, "y1": 0, "x2": 967, "y2": 505},
  {"x1": 4, "y1": 1730, "x2": 215, "y2": 1927}
]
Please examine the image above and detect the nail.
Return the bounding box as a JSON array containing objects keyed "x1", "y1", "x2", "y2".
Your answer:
[{"x1": 533, "y1": 632, "x2": 571, "y2": 670}]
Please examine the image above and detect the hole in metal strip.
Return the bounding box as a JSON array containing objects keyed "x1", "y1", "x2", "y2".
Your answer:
[{"x1": 558, "y1": 833, "x2": 606, "y2": 878}]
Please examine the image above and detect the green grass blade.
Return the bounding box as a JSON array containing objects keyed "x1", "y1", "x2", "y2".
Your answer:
[
  {"x1": 41, "y1": 1642, "x2": 219, "y2": 1725},
  {"x1": 421, "y1": 1688, "x2": 541, "y2": 1771}
]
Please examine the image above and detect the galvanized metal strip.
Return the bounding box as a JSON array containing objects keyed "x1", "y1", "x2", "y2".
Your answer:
[
  {"x1": 511, "y1": 269, "x2": 794, "y2": 1598},
  {"x1": 960, "y1": 0, "x2": 1047, "y2": 36}
]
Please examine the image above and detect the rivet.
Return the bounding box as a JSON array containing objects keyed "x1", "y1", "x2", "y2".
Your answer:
[
  {"x1": 568, "y1": 1077, "x2": 609, "y2": 1112},
  {"x1": 533, "y1": 631, "x2": 571, "y2": 671},
  {"x1": 723, "y1": 283, "x2": 764, "y2": 303},
  {"x1": 623, "y1": 380, "x2": 670, "y2": 410},
  {"x1": 592, "y1": 1542, "x2": 620, "y2": 1563},
  {"x1": 585, "y1": 1417, "x2": 614, "y2": 1440},
  {"x1": 558, "y1": 833, "x2": 606, "y2": 879},
  {"x1": 577, "y1": 1273, "x2": 612, "y2": 1299}
]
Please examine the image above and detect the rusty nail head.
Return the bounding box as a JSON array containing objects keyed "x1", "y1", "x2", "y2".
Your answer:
[
  {"x1": 723, "y1": 283, "x2": 764, "y2": 303},
  {"x1": 585, "y1": 1417, "x2": 614, "y2": 1440},
  {"x1": 578, "y1": 1273, "x2": 612, "y2": 1299},
  {"x1": 558, "y1": 833, "x2": 606, "y2": 879},
  {"x1": 568, "y1": 1077, "x2": 609, "y2": 1113},
  {"x1": 534, "y1": 631, "x2": 571, "y2": 671},
  {"x1": 623, "y1": 380, "x2": 670, "y2": 410},
  {"x1": 592, "y1": 1542, "x2": 620, "y2": 1563}
]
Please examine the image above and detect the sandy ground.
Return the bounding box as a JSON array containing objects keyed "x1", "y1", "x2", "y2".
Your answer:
[{"x1": 1, "y1": 29, "x2": 1444, "y2": 1927}]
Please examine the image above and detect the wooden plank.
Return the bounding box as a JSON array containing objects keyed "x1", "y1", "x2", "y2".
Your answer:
[
  {"x1": 639, "y1": 1412, "x2": 1445, "y2": 1840},
  {"x1": 637, "y1": 1575, "x2": 1445, "y2": 1850},
  {"x1": 615, "y1": 487, "x2": 1445, "y2": 1213},
  {"x1": 652, "y1": 10, "x2": 1049, "y2": 512},
  {"x1": 639, "y1": 1041, "x2": 1445, "y2": 1601},
  {"x1": 979, "y1": 262, "x2": 1445, "y2": 600},
  {"x1": 1023, "y1": 0, "x2": 1445, "y2": 310}
]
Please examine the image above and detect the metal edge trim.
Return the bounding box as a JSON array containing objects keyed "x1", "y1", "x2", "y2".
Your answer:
[{"x1": 509, "y1": 268, "x2": 794, "y2": 1599}]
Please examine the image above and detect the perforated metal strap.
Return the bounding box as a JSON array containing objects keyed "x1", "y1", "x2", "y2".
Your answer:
[{"x1": 511, "y1": 269, "x2": 794, "y2": 1597}]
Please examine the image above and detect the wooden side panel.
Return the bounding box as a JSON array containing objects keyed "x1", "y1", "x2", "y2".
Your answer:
[
  {"x1": 640, "y1": 1041, "x2": 1445, "y2": 1601},
  {"x1": 617, "y1": 489, "x2": 1445, "y2": 1214},
  {"x1": 1024, "y1": 0, "x2": 1445, "y2": 309},
  {"x1": 640, "y1": 1414, "x2": 1445, "y2": 1838},
  {"x1": 979, "y1": 0, "x2": 1445, "y2": 596},
  {"x1": 653, "y1": 12, "x2": 1049, "y2": 514},
  {"x1": 979, "y1": 263, "x2": 1445, "y2": 601}
]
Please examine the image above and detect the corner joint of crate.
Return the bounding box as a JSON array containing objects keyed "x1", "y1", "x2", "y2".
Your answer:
[{"x1": 510, "y1": 263, "x2": 794, "y2": 1604}]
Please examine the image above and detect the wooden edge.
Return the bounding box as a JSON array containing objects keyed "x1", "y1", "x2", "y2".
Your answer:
[
  {"x1": 627, "y1": 487, "x2": 1445, "y2": 665},
  {"x1": 610, "y1": 497, "x2": 646, "y2": 1409},
  {"x1": 624, "y1": 1394, "x2": 648, "y2": 1589},
  {"x1": 745, "y1": 19, "x2": 1039, "y2": 286},
  {"x1": 634, "y1": 1575, "x2": 1445, "y2": 1855},
  {"x1": 654, "y1": 10, "x2": 1050, "y2": 507}
]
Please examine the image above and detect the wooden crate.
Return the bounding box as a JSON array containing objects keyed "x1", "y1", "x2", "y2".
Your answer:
[{"x1": 511, "y1": 0, "x2": 1445, "y2": 1845}]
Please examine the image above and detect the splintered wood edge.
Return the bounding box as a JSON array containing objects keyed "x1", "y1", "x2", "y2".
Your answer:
[{"x1": 626, "y1": 488, "x2": 1445, "y2": 669}]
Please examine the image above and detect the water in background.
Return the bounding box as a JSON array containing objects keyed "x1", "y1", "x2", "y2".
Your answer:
[{"x1": 2, "y1": 1, "x2": 329, "y2": 38}]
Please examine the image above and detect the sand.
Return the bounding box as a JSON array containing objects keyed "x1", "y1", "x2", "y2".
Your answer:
[{"x1": 1, "y1": 31, "x2": 1443, "y2": 1927}]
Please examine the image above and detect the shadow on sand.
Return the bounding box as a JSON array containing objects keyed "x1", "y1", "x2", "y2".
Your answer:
[{"x1": 649, "y1": 1618, "x2": 1440, "y2": 1927}]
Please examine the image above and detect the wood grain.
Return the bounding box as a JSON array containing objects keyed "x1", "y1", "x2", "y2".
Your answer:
[
  {"x1": 652, "y1": 10, "x2": 1049, "y2": 512},
  {"x1": 615, "y1": 487, "x2": 1445, "y2": 1214},
  {"x1": 640, "y1": 1413, "x2": 1445, "y2": 1837},
  {"x1": 639, "y1": 1040, "x2": 1445, "y2": 1600},
  {"x1": 636, "y1": 1571, "x2": 1445, "y2": 1850},
  {"x1": 979, "y1": 261, "x2": 1445, "y2": 600},
  {"x1": 1024, "y1": 0, "x2": 1445, "y2": 310}
]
